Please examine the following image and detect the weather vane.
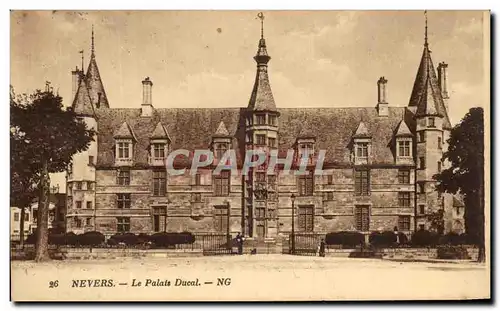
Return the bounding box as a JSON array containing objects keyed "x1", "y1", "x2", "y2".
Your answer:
[{"x1": 257, "y1": 12, "x2": 264, "y2": 39}]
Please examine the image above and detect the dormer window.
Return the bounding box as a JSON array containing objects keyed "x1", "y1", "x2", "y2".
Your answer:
[
  {"x1": 152, "y1": 143, "x2": 165, "y2": 160},
  {"x1": 397, "y1": 141, "x2": 411, "y2": 157},
  {"x1": 296, "y1": 137, "x2": 316, "y2": 165},
  {"x1": 256, "y1": 114, "x2": 266, "y2": 125},
  {"x1": 356, "y1": 143, "x2": 368, "y2": 158},
  {"x1": 117, "y1": 142, "x2": 131, "y2": 159}
]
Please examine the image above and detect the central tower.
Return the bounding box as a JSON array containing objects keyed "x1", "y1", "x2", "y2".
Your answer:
[{"x1": 244, "y1": 13, "x2": 280, "y2": 238}]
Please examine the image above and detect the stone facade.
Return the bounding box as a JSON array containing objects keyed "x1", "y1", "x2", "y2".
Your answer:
[{"x1": 65, "y1": 18, "x2": 464, "y2": 239}]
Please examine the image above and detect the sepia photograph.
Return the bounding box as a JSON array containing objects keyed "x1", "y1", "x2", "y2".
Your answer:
[{"x1": 9, "y1": 9, "x2": 490, "y2": 301}]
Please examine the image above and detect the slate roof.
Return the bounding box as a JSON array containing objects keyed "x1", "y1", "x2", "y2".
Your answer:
[
  {"x1": 85, "y1": 54, "x2": 109, "y2": 109},
  {"x1": 248, "y1": 38, "x2": 277, "y2": 112},
  {"x1": 95, "y1": 106, "x2": 413, "y2": 168},
  {"x1": 72, "y1": 76, "x2": 95, "y2": 116},
  {"x1": 408, "y1": 45, "x2": 451, "y2": 129}
]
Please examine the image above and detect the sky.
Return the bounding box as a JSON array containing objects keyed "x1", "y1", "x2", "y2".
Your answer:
[{"x1": 10, "y1": 10, "x2": 488, "y2": 190}]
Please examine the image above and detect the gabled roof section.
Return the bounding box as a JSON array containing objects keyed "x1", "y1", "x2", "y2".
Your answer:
[
  {"x1": 353, "y1": 121, "x2": 371, "y2": 138},
  {"x1": 114, "y1": 121, "x2": 136, "y2": 140},
  {"x1": 408, "y1": 44, "x2": 451, "y2": 128},
  {"x1": 394, "y1": 119, "x2": 413, "y2": 137},
  {"x1": 72, "y1": 76, "x2": 96, "y2": 117},
  {"x1": 214, "y1": 121, "x2": 230, "y2": 137},
  {"x1": 150, "y1": 122, "x2": 171, "y2": 140}
]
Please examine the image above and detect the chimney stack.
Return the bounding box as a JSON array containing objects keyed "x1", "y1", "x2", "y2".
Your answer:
[
  {"x1": 376, "y1": 77, "x2": 389, "y2": 116},
  {"x1": 71, "y1": 66, "x2": 81, "y2": 100},
  {"x1": 141, "y1": 77, "x2": 153, "y2": 117},
  {"x1": 437, "y1": 62, "x2": 449, "y2": 111}
]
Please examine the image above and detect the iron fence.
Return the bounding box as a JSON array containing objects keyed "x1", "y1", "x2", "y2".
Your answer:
[{"x1": 288, "y1": 233, "x2": 325, "y2": 256}]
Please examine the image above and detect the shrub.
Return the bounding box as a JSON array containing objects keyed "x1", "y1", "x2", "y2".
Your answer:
[
  {"x1": 25, "y1": 233, "x2": 36, "y2": 245},
  {"x1": 369, "y1": 231, "x2": 397, "y2": 248},
  {"x1": 65, "y1": 232, "x2": 80, "y2": 246},
  {"x1": 325, "y1": 231, "x2": 364, "y2": 248},
  {"x1": 411, "y1": 229, "x2": 439, "y2": 247},
  {"x1": 79, "y1": 231, "x2": 105, "y2": 246},
  {"x1": 437, "y1": 245, "x2": 471, "y2": 260},
  {"x1": 137, "y1": 233, "x2": 151, "y2": 245}
]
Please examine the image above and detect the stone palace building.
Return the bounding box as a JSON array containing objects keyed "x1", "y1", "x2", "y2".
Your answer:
[{"x1": 65, "y1": 16, "x2": 465, "y2": 239}]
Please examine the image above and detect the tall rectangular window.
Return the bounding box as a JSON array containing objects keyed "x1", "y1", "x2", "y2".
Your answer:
[
  {"x1": 356, "y1": 143, "x2": 368, "y2": 158},
  {"x1": 418, "y1": 132, "x2": 425, "y2": 143},
  {"x1": 118, "y1": 169, "x2": 130, "y2": 185},
  {"x1": 76, "y1": 201, "x2": 82, "y2": 209},
  {"x1": 418, "y1": 182, "x2": 425, "y2": 194},
  {"x1": 398, "y1": 192, "x2": 411, "y2": 207},
  {"x1": 87, "y1": 181, "x2": 94, "y2": 190},
  {"x1": 117, "y1": 217, "x2": 130, "y2": 232},
  {"x1": 327, "y1": 175, "x2": 333, "y2": 185},
  {"x1": 398, "y1": 169, "x2": 410, "y2": 184},
  {"x1": 269, "y1": 115, "x2": 277, "y2": 126},
  {"x1": 398, "y1": 216, "x2": 411, "y2": 231},
  {"x1": 14, "y1": 212, "x2": 19, "y2": 221},
  {"x1": 153, "y1": 143, "x2": 165, "y2": 159},
  {"x1": 428, "y1": 117, "x2": 435, "y2": 127},
  {"x1": 256, "y1": 134, "x2": 266, "y2": 145},
  {"x1": 355, "y1": 206, "x2": 370, "y2": 231},
  {"x1": 117, "y1": 142, "x2": 130, "y2": 159},
  {"x1": 76, "y1": 181, "x2": 82, "y2": 190},
  {"x1": 195, "y1": 173, "x2": 201, "y2": 185},
  {"x1": 86, "y1": 201, "x2": 92, "y2": 209},
  {"x1": 256, "y1": 114, "x2": 266, "y2": 125},
  {"x1": 215, "y1": 143, "x2": 227, "y2": 159},
  {"x1": 117, "y1": 194, "x2": 131, "y2": 209},
  {"x1": 398, "y1": 141, "x2": 410, "y2": 157},
  {"x1": 153, "y1": 171, "x2": 166, "y2": 196},
  {"x1": 214, "y1": 171, "x2": 230, "y2": 196},
  {"x1": 437, "y1": 161, "x2": 442, "y2": 172},
  {"x1": 438, "y1": 137, "x2": 442, "y2": 149},
  {"x1": 214, "y1": 205, "x2": 229, "y2": 233},
  {"x1": 419, "y1": 157, "x2": 426, "y2": 169},
  {"x1": 298, "y1": 206, "x2": 314, "y2": 232},
  {"x1": 355, "y1": 169, "x2": 370, "y2": 196},
  {"x1": 88, "y1": 156, "x2": 94, "y2": 166},
  {"x1": 268, "y1": 137, "x2": 277, "y2": 148},
  {"x1": 86, "y1": 217, "x2": 92, "y2": 226},
  {"x1": 419, "y1": 204, "x2": 425, "y2": 215},
  {"x1": 298, "y1": 171, "x2": 314, "y2": 196}
]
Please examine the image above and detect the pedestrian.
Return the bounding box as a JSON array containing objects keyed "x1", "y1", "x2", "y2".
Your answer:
[
  {"x1": 319, "y1": 238, "x2": 326, "y2": 257},
  {"x1": 235, "y1": 232, "x2": 243, "y2": 255}
]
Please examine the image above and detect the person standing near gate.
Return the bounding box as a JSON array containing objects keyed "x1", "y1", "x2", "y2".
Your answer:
[
  {"x1": 318, "y1": 238, "x2": 326, "y2": 257},
  {"x1": 236, "y1": 232, "x2": 243, "y2": 255}
]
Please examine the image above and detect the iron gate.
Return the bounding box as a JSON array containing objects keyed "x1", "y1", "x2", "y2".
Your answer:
[
  {"x1": 287, "y1": 233, "x2": 324, "y2": 256},
  {"x1": 201, "y1": 234, "x2": 234, "y2": 256}
]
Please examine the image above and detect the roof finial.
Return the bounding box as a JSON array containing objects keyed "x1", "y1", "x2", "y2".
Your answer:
[
  {"x1": 424, "y1": 10, "x2": 428, "y2": 47},
  {"x1": 258, "y1": 12, "x2": 264, "y2": 39},
  {"x1": 91, "y1": 24, "x2": 95, "y2": 57},
  {"x1": 79, "y1": 49, "x2": 84, "y2": 71}
]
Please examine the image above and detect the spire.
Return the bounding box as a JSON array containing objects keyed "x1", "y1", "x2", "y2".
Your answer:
[
  {"x1": 91, "y1": 24, "x2": 95, "y2": 58},
  {"x1": 85, "y1": 25, "x2": 109, "y2": 108},
  {"x1": 248, "y1": 12, "x2": 276, "y2": 112},
  {"x1": 424, "y1": 10, "x2": 428, "y2": 47},
  {"x1": 408, "y1": 10, "x2": 451, "y2": 129}
]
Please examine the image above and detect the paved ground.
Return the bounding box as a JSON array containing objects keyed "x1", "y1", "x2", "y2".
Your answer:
[{"x1": 11, "y1": 255, "x2": 490, "y2": 301}]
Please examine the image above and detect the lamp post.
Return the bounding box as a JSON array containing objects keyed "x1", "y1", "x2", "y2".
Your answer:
[{"x1": 291, "y1": 193, "x2": 296, "y2": 254}]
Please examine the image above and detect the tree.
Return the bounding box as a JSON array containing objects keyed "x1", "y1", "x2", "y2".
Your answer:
[
  {"x1": 434, "y1": 107, "x2": 485, "y2": 262},
  {"x1": 10, "y1": 87, "x2": 95, "y2": 261}
]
